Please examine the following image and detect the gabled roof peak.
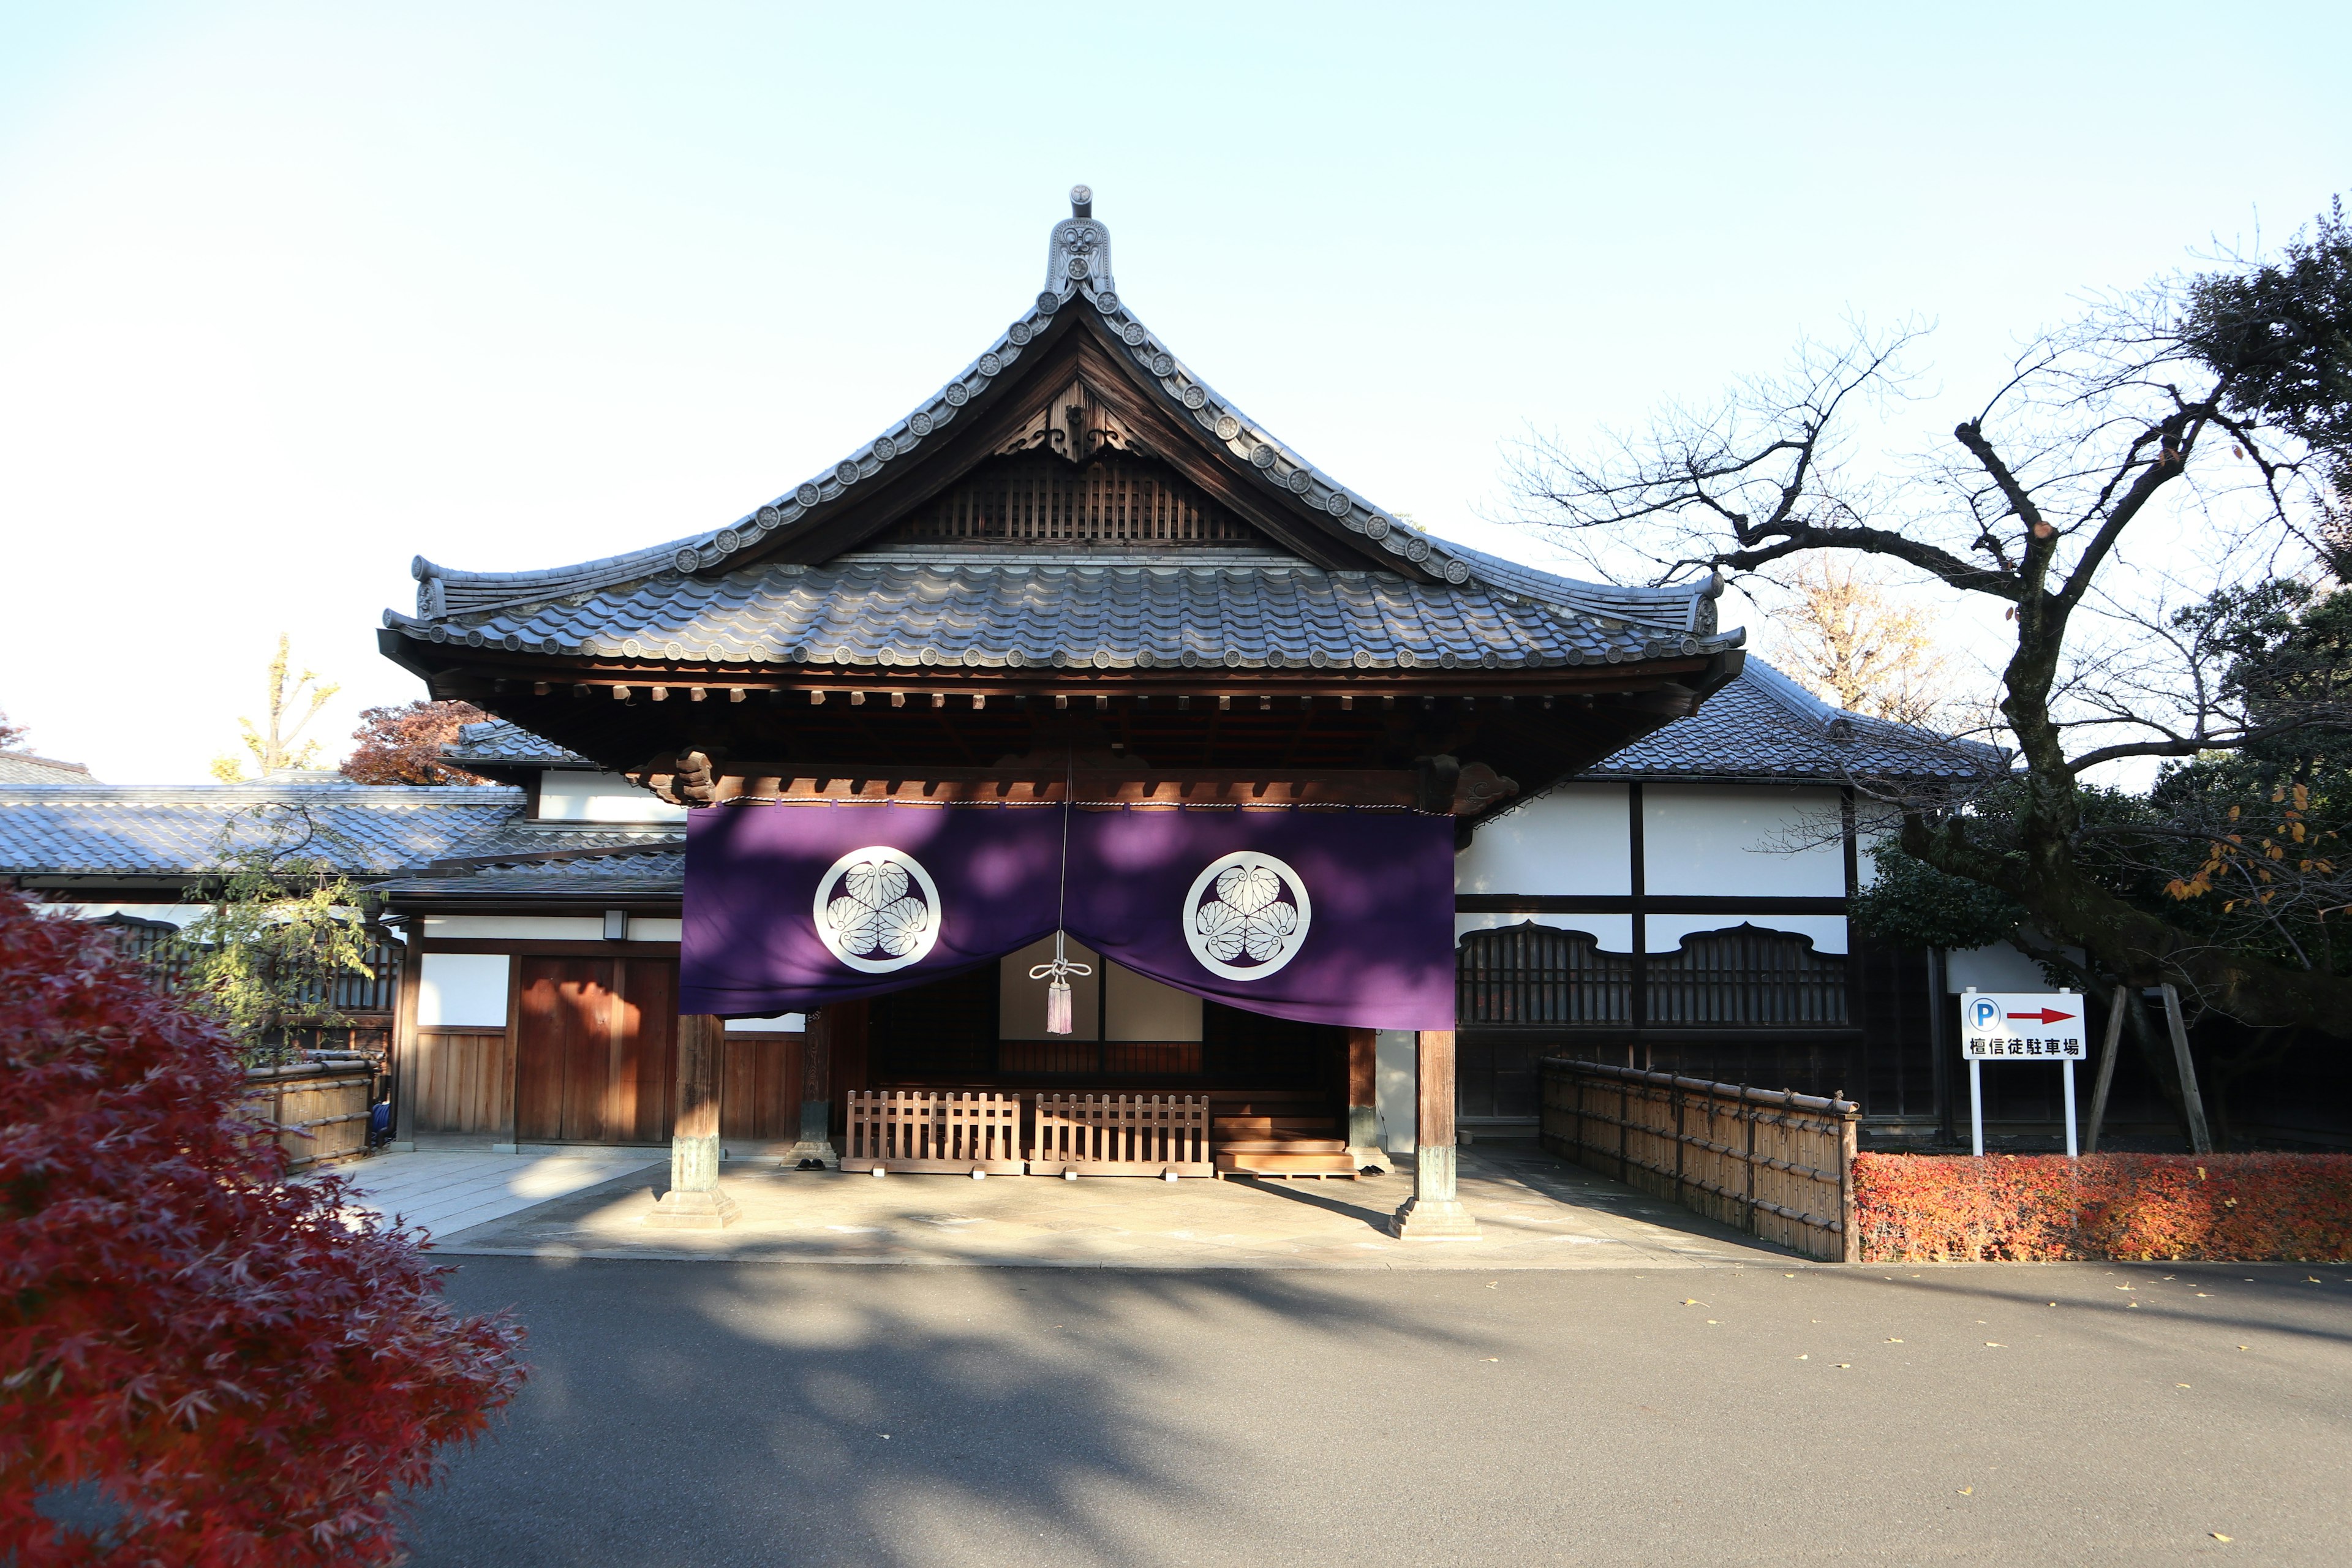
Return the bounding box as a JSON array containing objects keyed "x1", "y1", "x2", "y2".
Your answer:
[{"x1": 1047, "y1": 185, "x2": 1113, "y2": 295}]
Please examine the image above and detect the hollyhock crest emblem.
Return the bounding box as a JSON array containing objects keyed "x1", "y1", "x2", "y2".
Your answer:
[
  {"x1": 1183, "y1": 851, "x2": 1313, "y2": 981},
  {"x1": 813, "y1": 846, "x2": 941, "y2": 973}
]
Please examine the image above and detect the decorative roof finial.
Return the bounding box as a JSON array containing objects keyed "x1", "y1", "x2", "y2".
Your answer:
[{"x1": 1045, "y1": 187, "x2": 1112, "y2": 296}]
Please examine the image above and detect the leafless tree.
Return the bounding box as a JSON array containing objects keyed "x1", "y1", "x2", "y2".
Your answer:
[{"x1": 1508, "y1": 290, "x2": 2352, "y2": 1034}]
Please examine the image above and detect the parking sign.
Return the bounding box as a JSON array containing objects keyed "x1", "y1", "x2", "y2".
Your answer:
[{"x1": 1962, "y1": 992, "x2": 2087, "y2": 1060}]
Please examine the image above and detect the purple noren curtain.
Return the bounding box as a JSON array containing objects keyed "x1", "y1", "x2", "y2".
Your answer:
[{"x1": 681, "y1": 801, "x2": 1456, "y2": 1031}]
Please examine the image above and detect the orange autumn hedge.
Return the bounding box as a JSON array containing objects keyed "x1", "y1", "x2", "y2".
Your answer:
[{"x1": 1852, "y1": 1152, "x2": 2352, "y2": 1263}]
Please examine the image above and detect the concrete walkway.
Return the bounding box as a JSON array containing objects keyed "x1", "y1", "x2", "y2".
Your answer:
[
  {"x1": 330, "y1": 1149, "x2": 665, "y2": 1241},
  {"x1": 424, "y1": 1141, "x2": 1789, "y2": 1269}
]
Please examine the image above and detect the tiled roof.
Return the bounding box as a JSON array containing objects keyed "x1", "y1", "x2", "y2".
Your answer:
[
  {"x1": 0, "y1": 775, "x2": 522, "y2": 878},
  {"x1": 441, "y1": 720, "x2": 594, "y2": 768},
  {"x1": 387, "y1": 190, "x2": 1736, "y2": 671},
  {"x1": 0, "y1": 752, "x2": 96, "y2": 784},
  {"x1": 434, "y1": 817, "x2": 682, "y2": 864},
  {"x1": 387, "y1": 557, "x2": 1721, "y2": 673},
  {"x1": 372, "y1": 850, "x2": 684, "y2": 899},
  {"x1": 1583, "y1": 659, "x2": 2006, "y2": 782}
]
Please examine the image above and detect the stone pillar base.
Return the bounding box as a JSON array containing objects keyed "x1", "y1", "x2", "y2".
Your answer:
[
  {"x1": 1348, "y1": 1145, "x2": 1395, "y2": 1174},
  {"x1": 1389, "y1": 1196, "x2": 1481, "y2": 1240},
  {"x1": 781, "y1": 1139, "x2": 839, "y2": 1170},
  {"x1": 644, "y1": 1186, "x2": 742, "y2": 1230}
]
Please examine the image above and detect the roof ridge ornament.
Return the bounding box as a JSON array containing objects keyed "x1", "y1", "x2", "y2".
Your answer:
[{"x1": 1046, "y1": 184, "x2": 1112, "y2": 295}]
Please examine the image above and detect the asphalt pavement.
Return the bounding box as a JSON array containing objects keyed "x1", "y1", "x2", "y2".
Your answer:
[{"x1": 399, "y1": 1256, "x2": 2352, "y2": 1567}]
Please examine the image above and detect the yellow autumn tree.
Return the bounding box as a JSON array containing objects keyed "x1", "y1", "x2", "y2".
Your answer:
[
  {"x1": 1772, "y1": 557, "x2": 1951, "y2": 727},
  {"x1": 210, "y1": 635, "x2": 341, "y2": 782}
]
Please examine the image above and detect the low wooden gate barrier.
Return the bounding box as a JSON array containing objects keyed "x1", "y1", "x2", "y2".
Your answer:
[
  {"x1": 1539, "y1": 1057, "x2": 1858, "y2": 1262},
  {"x1": 243, "y1": 1066, "x2": 376, "y2": 1170},
  {"x1": 1030, "y1": 1094, "x2": 1213, "y2": 1178},
  {"x1": 843, "y1": 1090, "x2": 1025, "y2": 1174}
]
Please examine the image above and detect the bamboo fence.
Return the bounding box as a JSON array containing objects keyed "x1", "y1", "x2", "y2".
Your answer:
[
  {"x1": 241, "y1": 1065, "x2": 377, "y2": 1169},
  {"x1": 1539, "y1": 1057, "x2": 1858, "y2": 1262}
]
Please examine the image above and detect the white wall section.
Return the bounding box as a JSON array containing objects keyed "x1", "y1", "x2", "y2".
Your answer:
[
  {"x1": 1455, "y1": 784, "x2": 1630, "y2": 895},
  {"x1": 1643, "y1": 913, "x2": 1849, "y2": 955},
  {"x1": 726, "y1": 1013, "x2": 807, "y2": 1032},
  {"x1": 1374, "y1": 1028, "x2": 1416, "y2": 1153},
  {"x1": 417, "y1": 952, "x2": 510, "y2": 1027},
  {"x1": 1641, "y1": 784, "x2": 1846, "y2": 899},
  {"x1": 538, "y1": 771, "x2": 688, "y2": 823},
  {"x1": 1455, "y1": 911, "x2": 1635, "y2": 952}
]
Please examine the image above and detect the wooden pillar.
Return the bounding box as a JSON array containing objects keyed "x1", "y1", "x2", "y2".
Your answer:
[
  {"x1": 646, "y1": 1012, "x2": 740, "y2": 1228},
  {"x1": 783, "y1": 1006, "x2": 840, "y2": 1169},
  {"x1": 388, "y1": 934, "x2": 422, "y2": 1151},
  {"x1": 1344, "y1": 1027, "x2": 1390, "y2": 1172},
  {"x1": 1389, "y1": 1028, "x2": 1480, "y2": 1239}
]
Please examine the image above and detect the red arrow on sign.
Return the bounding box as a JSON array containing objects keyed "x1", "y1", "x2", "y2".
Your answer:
[{"x1": 2007, "y1": 1008, "x2": 2077, "y2": 1025}]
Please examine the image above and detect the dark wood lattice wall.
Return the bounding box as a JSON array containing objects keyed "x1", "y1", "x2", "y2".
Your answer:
[{"x1": 884, "y1": 450, "x2": 1261, "y2": 548}]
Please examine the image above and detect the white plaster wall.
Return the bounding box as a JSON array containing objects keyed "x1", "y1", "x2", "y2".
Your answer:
[
  {"x1": 1641, "y1": 784, "x2": 1847, "y2": 899},
  {"x1": 1455, "y1": 911, "x2": 1635, "y2": 952},
  {"x1": 1454, "y1": 784, "x2": 1630, "y2": 895},
  {"x1": 43, "y1": 902, "x2": 206, "y2": 929},
  {"x1": 1947, "y1": 943, "x2": 2049, "y2": 993},
  {"x1": 417, "y1": 952, "x2": 510, "y2": 1027},
  {"x1": 728, "y1": 1013, "x2": 807, "y2": 1032},
  {"x1": 417, "y1": 915, "x2": 681, "y2": 942},
  {"x1": 999, "y1": 936, "x2": 1101, "y2": 1039},
  {"x1": 1374, "y1": 1028, "x2": 1416, "y2": 1153},
  {"x1": 421, "y1": 916, "x2": 605, "y2": 941},
  {"x1": 1644, "y1": 912, "x2": 1849, "y2": 956},
  {"x1": 1105, "y1": 962, "x2": 1202, "y2": 1042},
  {"x1": 538, "y1": 771, "x2": 688, "y2": 823}
]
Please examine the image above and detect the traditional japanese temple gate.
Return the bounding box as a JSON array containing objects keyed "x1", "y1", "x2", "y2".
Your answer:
[{"x1": 374, "y1": 188, "x2": 1746, "y2": 1238}]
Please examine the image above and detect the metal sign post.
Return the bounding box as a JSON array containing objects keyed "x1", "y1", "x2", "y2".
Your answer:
[{"x1": 1960, "y1": 989, "x2": 2089, "y2": 1158}]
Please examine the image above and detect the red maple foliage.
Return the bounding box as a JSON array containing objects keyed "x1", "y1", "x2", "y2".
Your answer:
[
  {"x1": 341, "y1": 701, "x2": 489, "y2": 786},
  {"x1": 0, "y1": 886, "x2": 526, "y2": 1565},
  {"x1": 1854, "y1": 1151, "x2": 2352, "y2": 1262}
]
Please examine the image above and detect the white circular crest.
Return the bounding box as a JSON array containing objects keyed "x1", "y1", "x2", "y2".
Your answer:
[
  {"x1": 812, "y1": 846, "x2": 941, "y2": 974},
  {"x1": 1183, "y1": 851, "x2": 1312, "y2": 981}
]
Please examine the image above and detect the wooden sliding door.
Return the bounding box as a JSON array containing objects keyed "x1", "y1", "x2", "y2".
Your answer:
[{"x1": 516, "y1": 956, "x2": 677, "y2": 1144}]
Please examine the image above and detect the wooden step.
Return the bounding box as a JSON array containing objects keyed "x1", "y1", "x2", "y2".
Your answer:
[
  {"x1": 1212, "y1": 1138, "x2": 1348, "y2": 1154},
  {"x1": 1215, "y1": 1117, "x2": 1337, "y2": 1137},
  {"x1": 1216, "y1": 1151, "x2": 1362, "y2": 1177}
]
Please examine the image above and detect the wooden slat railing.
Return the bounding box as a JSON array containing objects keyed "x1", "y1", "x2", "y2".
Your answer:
[
  {"x1": 1539, "y1": 1057, "x2": 1858, "y2": 1262},
  {"x1": 842, "y1": 1090, "x2": 1025, "y2": 1174},
  {"x1": 1030, "y1": 1093, "x2": 1213, "y2": 1178}
]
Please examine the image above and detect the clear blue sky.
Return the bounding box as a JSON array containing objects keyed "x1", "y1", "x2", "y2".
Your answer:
[{"x1": 2, "y1": 2, "x2": 2345, "y2": 781}]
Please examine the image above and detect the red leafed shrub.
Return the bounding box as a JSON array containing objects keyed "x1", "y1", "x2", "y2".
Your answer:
[
  {"x1": 1854, "y1": 1150, "x2": 2352, "y2": 1263},
  {"x1": 0, "y1": 886, "x2": 526, "y2": 1566}
]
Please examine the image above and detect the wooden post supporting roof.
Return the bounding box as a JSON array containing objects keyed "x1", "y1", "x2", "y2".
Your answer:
[
  {"x1": 782, "y1": 1007, "x2": 840, "y2": 1169},
  {"x1": 1390, "y1": 1028, "x2": 1480, "y2": 1239},
  {"x1": 646, "y1": 1012, "x2": 740, "y2": 1229}
]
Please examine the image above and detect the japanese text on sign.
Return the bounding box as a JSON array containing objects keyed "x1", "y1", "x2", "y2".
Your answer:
[{"x1": 1961, "y1": 992, "x2": 2087, "y2": 1060}]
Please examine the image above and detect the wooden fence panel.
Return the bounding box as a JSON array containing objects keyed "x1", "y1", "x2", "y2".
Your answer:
[
  {"x1": 841, "y1": 1090, "x2": 1025, "y2": 1174},
  {"x1": 1539, "y1": 1057, "x2": 1857, "y2": 1262},
  {"x1": 1030, "y1": 1093, "x2": 1213, "y2": 1177},
  {"x1": 411, "y1": 1028, "x2": 511, "y2": 1135}
]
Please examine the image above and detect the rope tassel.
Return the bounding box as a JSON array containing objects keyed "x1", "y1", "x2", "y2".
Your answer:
[
  {"x1": 1028, "y1": 929, "x2": 1091, "y2": 1036},
  {"x1": 1028, "y1": 750, "x2": 1089, "y2": 1036}
]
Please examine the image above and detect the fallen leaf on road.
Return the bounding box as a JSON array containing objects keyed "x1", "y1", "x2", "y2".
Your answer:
[
  {"x1": 1706, "y1": 1319, "x2": 1719, "y2": 1324},
  {"x1": 1834, "y1": 1363, "x2": 1852, "y2": 1368},
  {"x1": 1886, "y1": 1338, "x2": 1904, "y2": 1343},
  {"x1": 1985, "y1": 1342, "x2": 2004, "y2": 1348},
  {"x1": 1683, "y1": 1298, "x2": 1702, "y2": 1306},
  {"x1": 1796, "y1": 1354, "x2": 1808, "y2": 1360},
  {"x1": 2212, "y1": 1533, "x2": 2231, "y2": 1542},
  {"x1": 1481, "y1": 1357, "x2": 1499, "y2": 1362},
  {"x1": 2177, "y1": 1383, "x2": 2191, "y2": 1389},
  {"x1": 2308, "y1": 1276, "x2": 2323, "y2": 1284},
  {"x1": 1958, "y1": 1487, "x2": 1972, "y2": 1496},
  {"x1": 2237, "y1": 1345, "x2": 2250, "y2": 1351}
]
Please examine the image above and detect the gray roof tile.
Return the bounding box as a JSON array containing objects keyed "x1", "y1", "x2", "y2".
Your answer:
[
  {"x1": 0, "y1": 776, "x2": 521, "y2": 878},
  {"x1": 372, "y1": 850, "x2": 684, "y2": 899},
  {"x1": 391, "y1": 558, "x2": 1728, "y2": 673},
  {"x1": 1585, "y1": 660, "x2": 2005, "y2": 782},
  {"x1": 442, "y1": 720, "x2": 594, "y2": 768}
]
